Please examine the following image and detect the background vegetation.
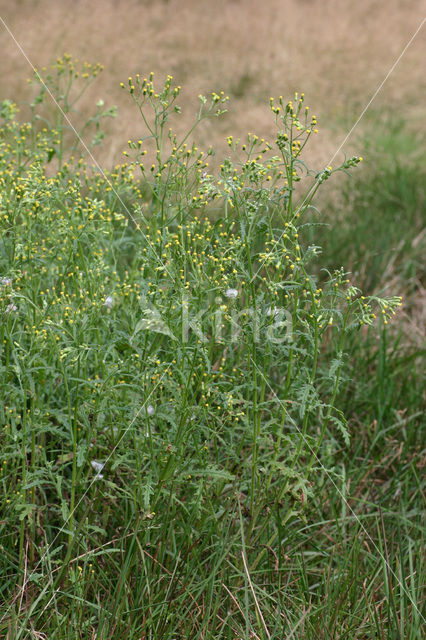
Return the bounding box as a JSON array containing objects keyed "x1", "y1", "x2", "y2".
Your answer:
[{"x1": 1, "y1": 0, "x2": 425, "y2": 167}]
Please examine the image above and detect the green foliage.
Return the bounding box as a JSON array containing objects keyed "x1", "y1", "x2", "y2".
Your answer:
[
  {"x1": 0, "y1": 59, "x2": 422, "y2": 639},
  {"x1": 313, "y1": 119, "x2": 425, "y2": 294}
]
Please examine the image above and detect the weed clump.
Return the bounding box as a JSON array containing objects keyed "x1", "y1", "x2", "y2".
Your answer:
[{"x1": 0, "y1": 58, "x2": 411, "y2": 638}]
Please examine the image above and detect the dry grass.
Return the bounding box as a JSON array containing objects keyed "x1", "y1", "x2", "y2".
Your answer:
[{"x1": 0, "y1": 0, "x2": 425, "y2": 167}]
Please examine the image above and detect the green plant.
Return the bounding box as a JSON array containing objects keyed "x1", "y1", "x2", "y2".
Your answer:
[
  {"x1": 1, "y1": 60, "x2": 420, "y2": 639},
  {"x1": 26, "y1": 54, "x2": 117, "y2": 168},
  {"x1": 311, "y1": 116, "x2": 425, "y2": 294}
]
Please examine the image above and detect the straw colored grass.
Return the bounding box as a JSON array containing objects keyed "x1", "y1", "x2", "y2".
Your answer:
[{"x1": 0, "y1": 0, "x2": 424, "y2": 167}]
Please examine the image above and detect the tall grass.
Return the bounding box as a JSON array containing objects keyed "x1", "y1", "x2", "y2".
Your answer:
[{"x1": 0, "y1": 59, "x2": 423, "y2": 639}]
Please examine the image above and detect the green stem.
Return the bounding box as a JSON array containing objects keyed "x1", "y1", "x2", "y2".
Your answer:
[{"x1": 68, "y1": 356, "x2": 81, "y2": 548}]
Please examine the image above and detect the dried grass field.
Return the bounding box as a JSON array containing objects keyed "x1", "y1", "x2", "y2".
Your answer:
[{"x1": 1, "y1": 0, "x2": 425, "y2": 167}]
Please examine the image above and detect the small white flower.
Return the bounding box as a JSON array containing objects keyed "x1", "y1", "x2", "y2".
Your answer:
[
  {"x1": 266, "y1": 306, "x2": 279, "y2": 318},
  {"x1": 103, "y1": 295, "x2": 114, "y2": 309},
  {"x1": 1, "y1": 277, "x2": 12, "y2": 286},
  {"x1": 91, "y1": 460, "x2": 104, "y2": 473},
  {"x1": 225, "y1": 288, "x2": 238, "y2": 299},
  {"x1": 91, "y1": 460, "x2": 105, "y2": 479},
  {"x1": 103, "y1": 425, "x2": 118, "y2": 436},
  {"x1": 5, "y1": 303, "x2": 17, "y2": 314},
  {"x1": 147, "y1": 404, "x2": 155, "y2": 416}
]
